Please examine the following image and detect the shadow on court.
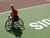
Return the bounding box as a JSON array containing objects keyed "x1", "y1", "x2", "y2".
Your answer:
[{"x1": 8, "y1": 27, "x2": 25, "y2": 38}]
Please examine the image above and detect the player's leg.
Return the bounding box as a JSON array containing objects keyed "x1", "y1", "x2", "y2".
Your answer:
[
  {"x1": 14, "y1": 16, "x2": 19, "y2": 22},
  {"x1": 10, "y1": 20, "x2": 13, "y2": 26}
]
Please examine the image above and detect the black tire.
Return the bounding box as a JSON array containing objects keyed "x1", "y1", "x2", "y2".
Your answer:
[
  {"x1": 5, "y1": 19, "x2": 11, "y2": 31},
  {"x1": 18, "y1": 18, "x2": 24, "y2": 26}
]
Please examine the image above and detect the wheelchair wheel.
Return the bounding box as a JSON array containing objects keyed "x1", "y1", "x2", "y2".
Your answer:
[
  {"x1": 17, "y1": 18, "x2": 24, "y2": 26},
  {"x1": 14, "y1": 18, "x2": 24, "y2": 29},
  {"x1": 5, "y1": 19, "x2": 12, "y2": 31},
  {"x1": 5, "y1": 17, "x2": 24, "y2": 31}
]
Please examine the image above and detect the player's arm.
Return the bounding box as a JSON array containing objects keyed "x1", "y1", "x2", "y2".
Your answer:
[
  {"x1": 8, "y1": 16, "x2": 10, "y2": 18},
  {"x1": 12, "y1": 11, "x2": 14, "y2": 21}
]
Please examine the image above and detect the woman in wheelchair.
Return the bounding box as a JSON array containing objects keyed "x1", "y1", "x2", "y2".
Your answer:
[{"x1": 8, "y1": 4, "x2": 19, "y2": 26}]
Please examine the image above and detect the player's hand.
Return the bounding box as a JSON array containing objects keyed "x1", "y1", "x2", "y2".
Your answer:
[{"x1": 8, "y1": 16, "x2": 10, "y2": 18}]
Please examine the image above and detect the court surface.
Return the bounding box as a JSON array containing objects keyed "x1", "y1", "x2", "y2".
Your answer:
[{"x1": 0, "y1": 4, "x2": 50, "y2": 38}]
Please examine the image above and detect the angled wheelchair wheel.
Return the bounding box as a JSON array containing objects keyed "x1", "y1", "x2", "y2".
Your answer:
[
  {"x1": 5, "y1": 19, "x2": 12, "y2": 31},
  {"x1": 18, "y1": 18, "x2": 24, "y2": 26},
  {"x1": 14, "y1": 18, "x2": 24, "y2": 29}
]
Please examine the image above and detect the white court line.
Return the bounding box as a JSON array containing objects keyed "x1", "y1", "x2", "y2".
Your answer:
[{"x1": 0, "y1": 3, "x2": 50, "y2": 14}]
